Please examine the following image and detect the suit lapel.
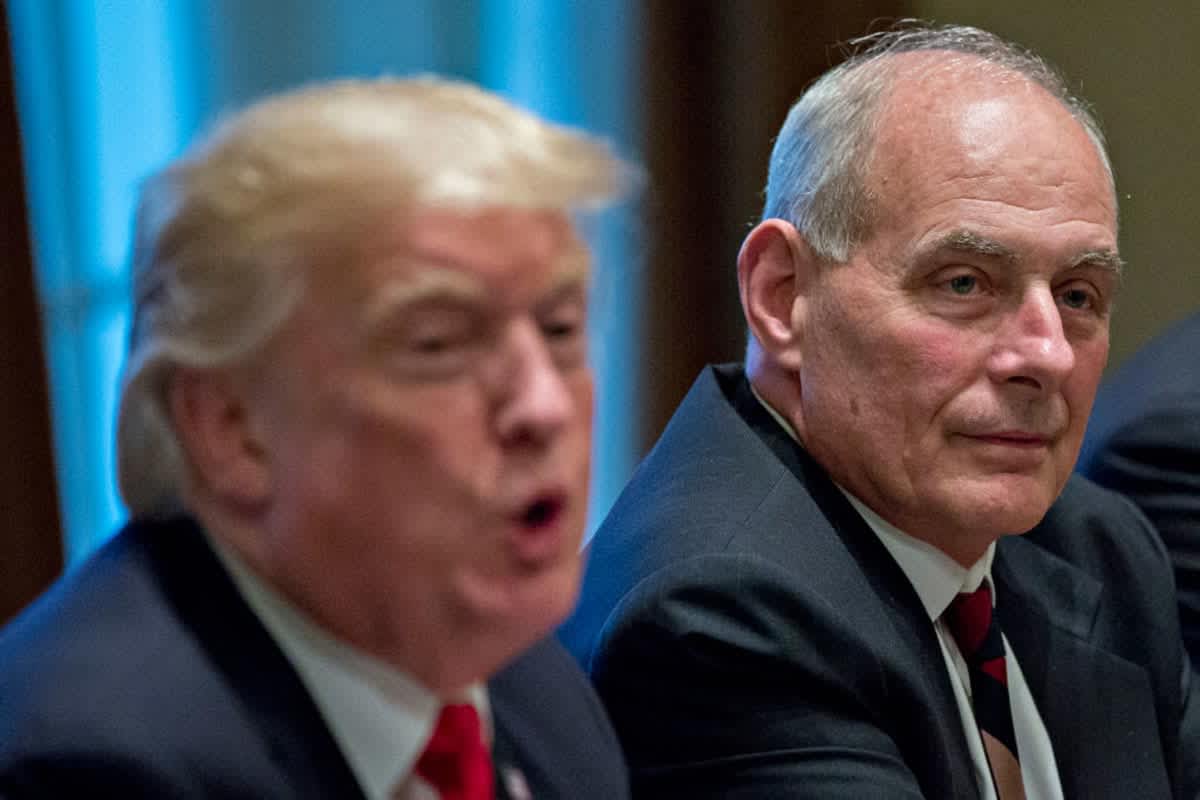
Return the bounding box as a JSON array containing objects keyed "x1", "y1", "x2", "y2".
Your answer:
[
  {"x1": 489, "y1": 701, "x2": 534, "y2": 800},
  {"x1": 816, "y1": 491, "x2": 983, "y2": 800},
  {"x1": 144, "y1": 518, "x2": 368, "y2": 799},
  {"x1": 995, "y1": 537, "x2": 1171, "y2": 800},
  {"x1": 725, "y1": 368, "x2": 982, "y2": 799}
]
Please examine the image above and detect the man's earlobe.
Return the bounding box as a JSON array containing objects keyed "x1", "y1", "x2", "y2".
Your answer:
[
  {"x1": 168, "y1": 367, "x2": 271, "y2": 510},
  {"x1": 737, "y1": 219, "x2": 815, "y2": 372}
]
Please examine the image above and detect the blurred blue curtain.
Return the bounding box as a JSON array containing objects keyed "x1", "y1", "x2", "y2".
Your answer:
[{"x1": 8, "y1": 0, "x2": 640, "y2": 562}]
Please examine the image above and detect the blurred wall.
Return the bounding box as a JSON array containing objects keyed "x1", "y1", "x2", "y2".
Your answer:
[
  {"x1": 0, "y1": 4, "x2": 62, "y2": 625},
  {"x1": 7, "y1": 4, "x2": 1196, "y2": 617},
  {"x1": 914, "y1": 1, "x2": 1200, "y2": 370},
  {"x1": 637, "y1": 0, "x2": 902, "y2": 449},
  {"x1": 9, "y1": 0, "x2": 640, "y2": 562}
]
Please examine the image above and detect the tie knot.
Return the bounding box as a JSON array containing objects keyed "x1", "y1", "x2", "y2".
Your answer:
[
  {"x1": 945, "y1": 583, "x2": 994, "y2": 659},
  {"x1": 415, "y1": 704, "x2": 494, "y2": 800}
]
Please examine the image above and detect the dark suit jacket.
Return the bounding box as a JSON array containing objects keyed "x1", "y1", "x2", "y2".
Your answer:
[
  {"x1": 0, "y1": 515, "x2": 629, "y2": 798},
  {"x1": 561, "y1": 364, "x2": 1200, "y2": 799},
  {"x1": 1078, "y1": 310, "x2": 1200, "y2": 667}
]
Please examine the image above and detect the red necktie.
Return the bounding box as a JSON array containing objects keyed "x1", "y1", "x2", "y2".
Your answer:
[
  {"x1": 414, "y1": 704, "x2": 495, "y2": 800},
  {"x1": 945, "y1": 584, "x2": 1026, "y2": 800}
]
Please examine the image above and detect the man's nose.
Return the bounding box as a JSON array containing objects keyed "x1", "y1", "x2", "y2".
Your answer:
[
  {"x1": 987, "y1": 284, "x2": 1075, "y2": 393},
  {"x1": 490, "y1": 319, "x2": 575, "y2": 446}
]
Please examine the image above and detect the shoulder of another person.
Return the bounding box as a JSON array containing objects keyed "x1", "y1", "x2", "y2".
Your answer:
[
  {"x1": 0, "y1": 753, "x2": 195, "y2": 799},
  {"x1": 1032, "y1": 473, "x2": 1165, "y2": 557}
]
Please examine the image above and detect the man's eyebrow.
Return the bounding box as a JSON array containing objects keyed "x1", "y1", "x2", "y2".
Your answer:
[
  {"x1": 1072, "y1": 249, "x2": 1124, "y2": 279},
  {"x1": 546, "y1": 254, "x2": 592, "y2": 294},
  {"x1": 361, "y1": 254, "x2": 592, "y2": 330},
  {"x1": 927, "y1": 230, "x2": 1019, "y2": 262},
  {"x1": 924, "y1": 231, "x2": 1124, "y2": 278},
  {"x1": 361, "y1": 268, "x2": 486, "y2": 331}
]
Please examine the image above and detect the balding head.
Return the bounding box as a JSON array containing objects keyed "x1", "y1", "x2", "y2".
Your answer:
[
  {"x1": 739, "y1": 23, "x2": 1119, "y2": 563},
  {"x1": 761, "y1": 22, "x2": 1113, "y2": 265}
]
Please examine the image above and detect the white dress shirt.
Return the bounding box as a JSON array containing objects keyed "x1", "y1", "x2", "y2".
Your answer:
[
  {"x1": 843, "y1": 493, "x2": 1063, "y2": 800},
  {"x1": 208, "y1": 534, "x2": 489, "y2": 800},
  {"x1": 750, "y1": 387, "x2": 1063, "y2": 799}
]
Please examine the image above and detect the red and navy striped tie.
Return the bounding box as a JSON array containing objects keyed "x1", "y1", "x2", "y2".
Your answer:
[{"x1": 945, "y1": 584, "x2": 1026, "y2": 800}]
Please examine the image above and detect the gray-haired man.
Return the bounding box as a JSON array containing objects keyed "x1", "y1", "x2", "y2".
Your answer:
[{"x1": 564, "y1": 22, "x2": 1200, "y2": 799}]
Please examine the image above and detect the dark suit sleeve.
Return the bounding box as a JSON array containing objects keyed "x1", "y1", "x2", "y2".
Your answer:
[
  {"x1": 589, "y1": 553, "x2": 930, "y2": 799},
  {"x1": 1039, "y1": 478, "x2": 1200, "y2": 799},
  {"x1": 1083, "y1": 401, "x2": 1200, "y2": 665},
  {"x1": 0, "y1": 754, "x2": 190, "y2": 799},
  {"x1": 1128, "y1": 490, "x2": 1200, "y2": 800},
  {"x1": 1175, "y1": 650, "x2": 1200, "y2": 798}
]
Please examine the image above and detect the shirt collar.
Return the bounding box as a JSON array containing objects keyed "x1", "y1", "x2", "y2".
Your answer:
[
  {"x1": 748, "y1": 383, "x2": 994, "y2": 620},
  {"x1": 206, "y1": 532, "x2": 489, "y2": 800},
  {"x1": 838, "y1": 489, "x2": 994, "y2": 621}
]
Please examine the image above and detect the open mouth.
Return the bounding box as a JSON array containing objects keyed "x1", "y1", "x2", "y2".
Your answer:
[{"x1": 521, "y1": 495, "x2": 564, "y2": 529}]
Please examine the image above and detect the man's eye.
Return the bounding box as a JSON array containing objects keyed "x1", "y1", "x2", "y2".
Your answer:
[
  {"x1": 412, "y1": 336, "x2": 450, "y2": 354},
  {"x1": 539, "y1": 304, "x2": 587, "y2": 367},
  {"x1": 1059, "y1": 287, "x2": 1094, "y2": 310},
  {"x1": 539, "y1": 298, "x2": 586, "y2": 344},
  {"x1": 947, "y1": 274, "x2": 978, "y2": 295},
  {"x1": 385, "y1": 314, "x2": 480, "y2": 377},
  {"x1": 542, "y1": 320, "x2": 581, "y2": 340},
  {"x1": 409, "y1": 327, "x2": 471, "y2": 355}
]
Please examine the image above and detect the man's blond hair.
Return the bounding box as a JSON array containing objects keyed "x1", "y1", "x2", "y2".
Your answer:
[{"x1": 118, "y1": 77, "x2": 631, "y2": 517}]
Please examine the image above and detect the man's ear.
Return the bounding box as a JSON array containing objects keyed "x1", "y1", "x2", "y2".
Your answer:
[
  {"x1": 167, "y1": 366, "x2": 272, "y2": 510},
  {"x1": 737, "y1": 219, "x2": 817, "y2": 372}
]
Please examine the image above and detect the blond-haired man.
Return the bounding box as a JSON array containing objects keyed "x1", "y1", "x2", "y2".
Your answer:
[{"x1": 0, "y1": 78, "x2": 631, "y2": 799}]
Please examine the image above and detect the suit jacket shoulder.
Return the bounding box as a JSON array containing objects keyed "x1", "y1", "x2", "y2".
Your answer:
[
  {"x1": 490, "y1": 637, "x2": 630, "y2": 799},
  {"x1": 1, "y1": 519, "x2": 630, "y2": 799},
  {"x1": 562, "y1": 365, "x2": 975, "y2": 798},
  {"x1": 998, "y1": 475, "x2": 1200, "y2": 798},
  {"x1": 563, "y1": 364, "x2": 1200, "y2": 799},
  {"x1": 0, "y1": 517, "x2": 366, "y2": 798},
  {"x1": 1077, "y1": 310, "x2": 1200, "y2": 666}
]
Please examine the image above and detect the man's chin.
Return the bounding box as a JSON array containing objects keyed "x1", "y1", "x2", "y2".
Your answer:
[
  {"x1": 459, "y1": 561, "x2": 583, "y2": 640},
  {"x1": 952, "y1": 479, "x2": 1060, "y2": 538}
]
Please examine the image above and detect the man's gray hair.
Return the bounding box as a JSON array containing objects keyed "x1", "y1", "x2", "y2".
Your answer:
[
  {"x1": 118, "y1": 77, "x2": 632, "y2": 518},
  {"x1": 762, "y1": 21, "x2": 1114, "y2": 262}
]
